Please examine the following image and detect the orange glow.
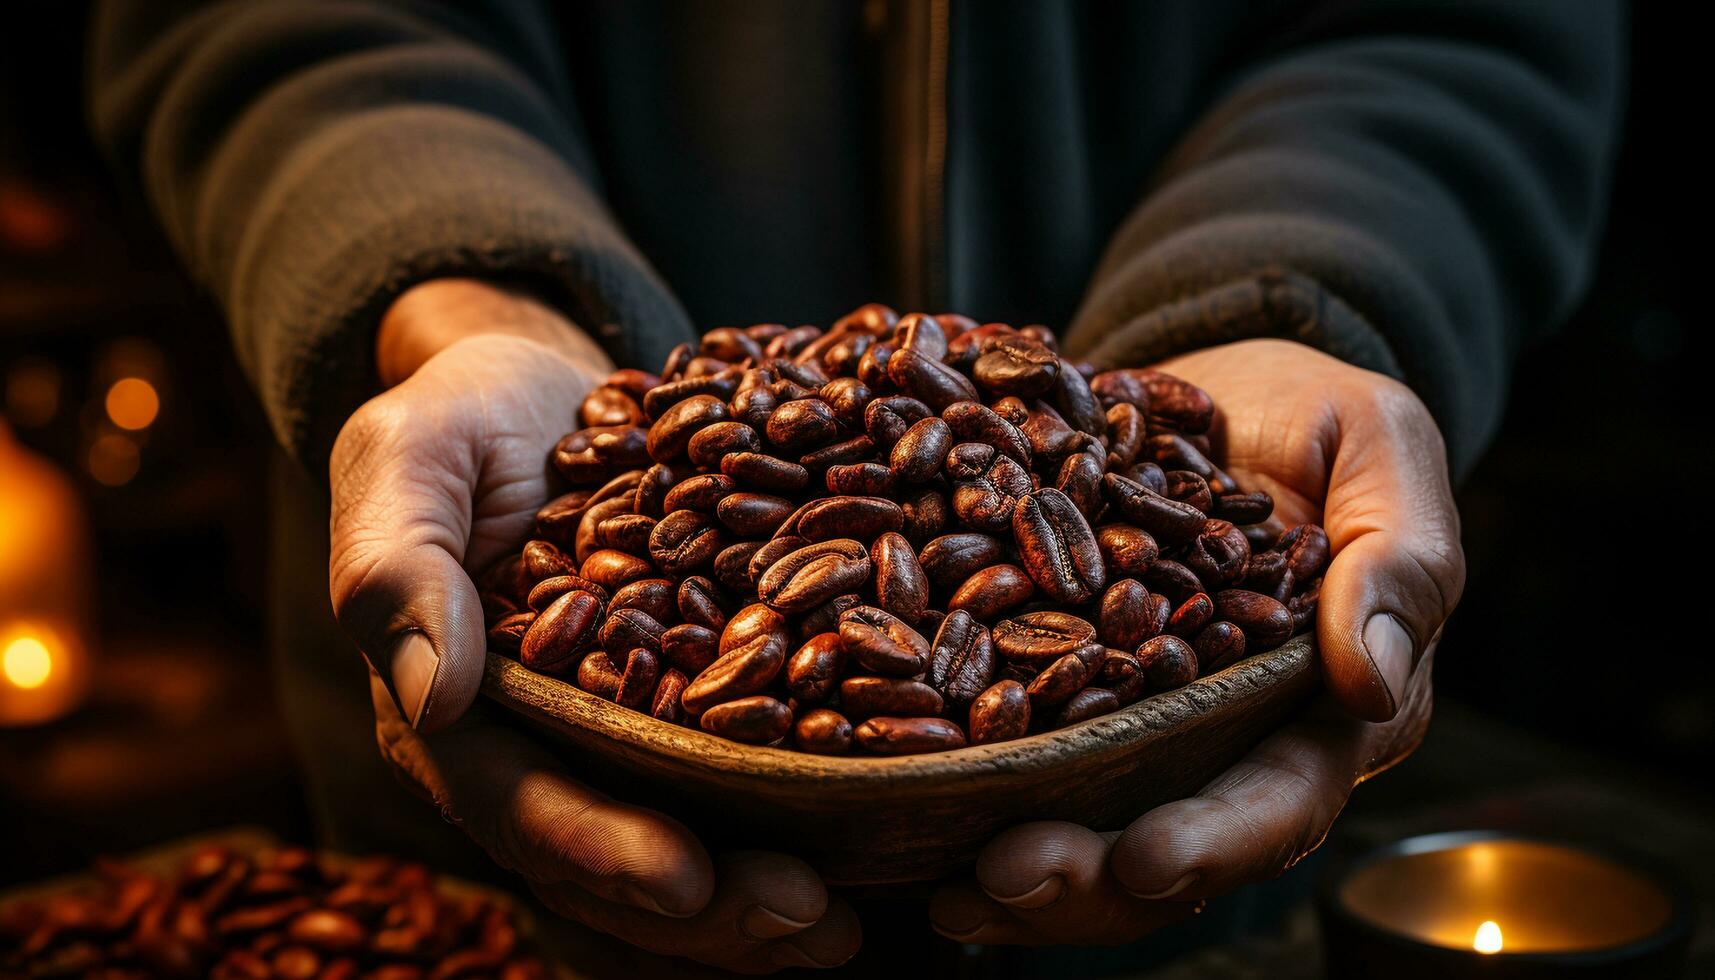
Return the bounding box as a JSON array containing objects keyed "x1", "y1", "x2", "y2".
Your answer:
[
  {"x1": 4, "y1": 358, "x2": 62, "y2": 427},
  {"x1": 1474, "y1": 920, "x2": 1503, "y2": 954},
  {"x1": 105, "y1": 377, "x2": 159, "y2": 430},
  {"x1": 2, "y1": 636, "x2": 52, "y2": 689},
  {"x1": 87, "y1": 433, "x2": 141, "y2": 486}
]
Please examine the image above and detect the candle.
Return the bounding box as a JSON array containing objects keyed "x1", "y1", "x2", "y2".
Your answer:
[{"x1": 1318, "y1": 831, "x2": 1691, "y2": 979}]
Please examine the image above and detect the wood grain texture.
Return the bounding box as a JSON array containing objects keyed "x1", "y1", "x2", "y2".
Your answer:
[{"x1": 482, "y1": 635, "x2": 1318, "y2": 884}]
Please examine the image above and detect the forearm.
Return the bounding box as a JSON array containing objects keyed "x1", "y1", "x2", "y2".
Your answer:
[{"x1": 377, "y1": 279, "x2": 615, "y2": 388}]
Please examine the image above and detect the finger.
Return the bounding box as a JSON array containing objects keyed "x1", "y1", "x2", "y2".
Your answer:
[
  {"x1": 1319, "y1": 380, "x2": 1465, "y2": 721},
  {"x1": 928, "y1": 879, "x2": 1027, "y2": 945},
  {"x1": 371, "y1": 684, "x2": 715, "y2": 917},
  {"x1": 329, "y1": 392, "x2": 485, "y2": 732},
  {"x1": 969, "y1": 823, "x2": 1192, "y2": 945},
  {"x1": 533, "y1": 851, "x2": 858, "y2": 971},
  {"x1": 1109, "y1": 702, "x2": 1369, "y2": 902}
]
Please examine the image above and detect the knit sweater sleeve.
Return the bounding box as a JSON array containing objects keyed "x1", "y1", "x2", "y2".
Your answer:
[
  {"x1": 90, "y1": 0, "x2": 695, "y2": 468},
  {"x1": 1061, "y1": 0, "x2": 1624, "y2": 477}
]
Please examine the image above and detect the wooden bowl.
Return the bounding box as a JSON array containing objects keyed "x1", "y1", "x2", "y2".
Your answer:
[{"x1": 482, "y1": 635, "x2": 1318, "y2": 885}]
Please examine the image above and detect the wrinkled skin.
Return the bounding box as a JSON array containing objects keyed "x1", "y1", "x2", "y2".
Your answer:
[
  {"x1": 328, "y1": 279, "x2": 859, "y2": 972},
  {"x1": 929, "y1": 339, "x2": 1463, "y2": 945}
]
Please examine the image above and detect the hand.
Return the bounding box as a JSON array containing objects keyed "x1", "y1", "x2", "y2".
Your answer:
[
  {"x1": 930, "y1": 338, "x2": 1463, "y2": 945},
  {"x1": 328, "y1": 279, "x2": 860, "y2": 971}
]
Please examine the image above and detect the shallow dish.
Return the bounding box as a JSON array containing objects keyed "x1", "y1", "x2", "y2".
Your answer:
[{"x1": 482, "y1": 634, "x2": 1317, "y2": 884}]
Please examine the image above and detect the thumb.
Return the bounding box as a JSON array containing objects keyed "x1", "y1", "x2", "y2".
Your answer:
[
  {"x1": 1318, "y1": 381, "x2": 1465, "y2": 721},
  {"x1": 329, "y1": 397, "x2": 487, "y2": 732}
]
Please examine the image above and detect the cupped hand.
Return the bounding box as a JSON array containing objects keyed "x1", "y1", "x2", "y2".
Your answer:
[
  {"x1": 930, "y1": 338, "x2": 1463, "y2": 945},
  {"x1": 327, "y1": 279, "x2": 860, "y2": 971}
]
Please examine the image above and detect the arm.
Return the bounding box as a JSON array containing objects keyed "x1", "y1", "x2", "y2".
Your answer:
[
  {"x1": 934, "y1": 1, "x2": 1622, "y2": 944},
  {"x1": 90, "y1": 0, "x2": 695, "y2": 468},
  {"x1": 1063, "y1": 0, "x2": 1624, "y2": 478}
]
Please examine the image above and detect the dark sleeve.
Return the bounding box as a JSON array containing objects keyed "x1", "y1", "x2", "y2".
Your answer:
[
  {"x1": 1061, "y1": 0, "x2": 1624, "y2": 477},
  {"x1": 90, "y1": 0, "x2": 695, "y2": 468}
]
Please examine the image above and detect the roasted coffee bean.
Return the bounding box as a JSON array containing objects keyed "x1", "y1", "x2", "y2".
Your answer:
[
  {"x1": 576, "y1": 650, "x2": 623, "y2": 699},
  {"x1": 525, "y1": 574, "x2": 608, "y2": 612},
  {"x1": 989, "y1": 395, "x2": 1030, "y2": 426},
  {"x1": 871, "y1": 532, "x2": 930, "y2": 624},
  {"x1": 608, "y1": 578, "x2": 675, "y2": 623},
  {"x1": 749, "y1": 535, "x2": 809, "y2": 583},
  {"x1": 687, "y1": 421, "x2": 760, "y2": 467},
  {"x1": 519, "y1": 591, "x2": 602, "y2": 674},
  {"x1": 661, "y1": 623, "x2": 721, "y2": 675},
  {"x1": 652, "y1": 669, "x2": 689, "y2": 723},
  {"x1": 716, "y1": 493, "x2": 796, "y2": 538},
  {"x1": 835, "y1": 302, "x2": 900, "y2": 336},
  {"x1": 576, "y1": 492, "x2": 639, "y2": 563},
  {"x1": 581, "y1": 385, "x2": 646, "y2": 427},
  {"x1": 1136, "y1": 635, "x2": 1198, "y2": 691},
  {"x1": 1288, "y1": 580, "x2": 1321, "y2": 632},
  {"x1": 795, "y1": 708, "x2": 854, "y2": 754},
  {"x1": 757, "y1": 539, "x2": 872, "y2": 613},
  {"x1": 521, "y1": 539, "x2": 578, "y2": 582},
  {"x1": 864, "y1": 395, "x2": 934, "y2": 450},
  {"x1": 1166, "y1": 592, "x2": 1215, "y2": 639},
  {"x1": 785, "y1": 632, "x2": 846, "y2": 703},
  {"x1": 487, "y1": 611, "x2": 534, "y2": 655},
  {"x1": 1104, "y1": 402, "x2": 1146, "y2": 468},
  {"x1": 643, "y1": 368, "x2": 740, "y2": 418},
  {"x1": 599, "y1": 607, "x2": 666, "y2": 657},
  {"x1": 1125, "y1": 460, "x2": 1169, "y2": 495},
  {"x1": 947, "y1": 564, "x2": 1035, "y2": 620},
  {"x1": 900, "y1": 487, "x2": 950, "y2": 545},
  {"x1": 918, "y1": 532, "x2": 1005, "y2": 590},
  {"x1": 1050, "y1": 358, "x2": 1107, "y2": 437},
  {"x1": 1134, "y1": 369, "x2": 1214, "y2": 434},
  {"x1": 712, "y1": 541, "x2": 766, "y2": 592},
  {"x1": 721, "y1": 451, "x2": 810, "y2": 492},
  {"x1": 894, "y1": 312, "x2": 949, "y2": 358},
  {"x1": 800, "y1": 434, "x2": 877, "y2": 470},
  {"x1": 765, "y1": 325, "x2": 822, "y2": 359},
  {"x1": 1095, "y1": 523, "x2": 1159, "y2": 578},
  {"x1": 972, "y1": 335, "x2": 1059, "y2": 398},
  {"x1": 1088, "y1": 368, "x2": 1148, "y2": 410},
  {"x1": 853, "y1": 716, "x2": 967, "y2": 755},
  {"x1": 888, "y1": 346, "x2": 980, "y2": 410},
  {"x1": 1026, "y1": 650, "x2": 1094, "y2": 707},
  {"x1": 1103, "y1": 473, "x2": 1207, "y2": 545},
  {"x1": 677, "y1": 576, "x2": 728, "y2": 630},
  {"x1": 953, "y1": 454, "x2": 1033, "y2": 532},
  {"x1": 968, "y1": 680, "x2": 1031, "y2": 744},
  {"x1": 1278, "y1": 523, "x2": 1332, "y2": 583},
  {"x1": 1214, "y1": 589, "x2": 1295, "y2": 649},
  {"x1": 700, "y1": 696, "x2": 793, "y2": 744},
  {"x1": 730, "y1": 367, "x2": 779, "y2": 428},
  {"x1": 646, "y1": 394, "x2": 728, "y2": 462},
  {"x1": 890, "y1": 417, "x2": 954, "y2": 483},
  {"x1": 1148, "y1": 433, "x2": 1217, "y2": 480},
  {"x1": 701, "y1": 325, "x2": 764, "y2": 363},
  {"x1": 1194, "y1": 621, "x2": 1247, "y2": 672},
  {"x1": 797, "y1": 495, "x2": 904, "y2": 542},
  {"x1": 796, "y1": 593, "x2": 864, "y2": 642},
  {"x1": 839, "y1": 676, "x2": 944, "y2": 719},
  {"x1": 766, "y1": 398, "x2": 840, "y2": 451},
  {"x1": 649, "y1": 510, "x2": 724, "y2": 575},
  {"x1": 1055, "y1": 450, "x2": 1106, "y2": 519},
  {"x1": 1242, "y1": 548, "x2": 1292, "y2": 597},
  {"x1": 945, "y1": 442, "x2": 996, "y2": 481},
  {"x1": 1056, "y1": 687, "x2": 1120, "y2": 725},
  {"x1": 992, "y1": 610, "x2": 1098, "y2": 664},
  {"x1": 1212, "y1": 491, "x2": 1274, "y2": 525},
  {"x1": 1143, "y1": 558, "x2": 1204, "y2": 603},
  {"x1": 1097, "y1": 579, "x2": 1152, "y2": 652},
  {"x1": 615, "y1": 649, "x2": 661, "y2": 710},
  {"x1": 1013, "y1": 488, "x2": 1106, "y2": 603},
  {"x1": 942, "y1": 401, "x2": 1032, "y2": 466},
  {"x1": 927, "y1": 609, "x2": 995, "y2": 704},
  {"x1": 534, "y1": 492, "x2": 596, "y2": 548},
  {"x1": 1164, "y1": 470, "x2": 1214, "y2": 513},
  {"x1": 824, "y1": 461, "x2": 897, "y2": 497},
  {"x1": 839, "y1": 605, "x2": 931, "y2": 676},
  {"x1": 681, "y1": 617, "x2": 787, "y2": 714},
  {"x1": 662, "y1": 473, "x2": 736, "y2": 514},
  {"x1": 855, "y1": 340, "x2": 897, "y2": 388},
  {"x1": 1096, "y1": 648, "x2": 1147, "y2": 704},
  {"x1": 1183, "y1": 519, "x2": 1251, "y2": 587},
  {"x1": 1019, "y1": 404, "x2": 1082, "y2": 459},
  {"x1": 594, "y1": 513, "x2": 656, "y2": 557},
  {"x1": 633, "y1": 463, "x2": 676, "y2": 518}
]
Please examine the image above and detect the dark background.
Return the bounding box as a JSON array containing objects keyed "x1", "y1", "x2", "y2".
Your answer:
[{"x1": 0, "y1": 0, "x2": 1705, "y2": 903}]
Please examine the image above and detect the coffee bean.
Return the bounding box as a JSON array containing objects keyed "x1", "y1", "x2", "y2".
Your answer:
[
  {"x1": 796, "y1": 496, "x2": 904, "y2": 542},
  {"x1": 992, "y1": 610, "x2": 1098, "y2": 664},
  {"x1": 1096, "y1": 524, "x2": 1159, "y2": 578},
  {"x1": 615, "y1": 649, "x2": 661, "y2": 710},
  {"x1": 942, "y1": 401, "x2": 1032, "y2": 466},
  {"x1": 661, "y1": 623, "x2": 720, "y2": 675},
  {"x1": 525, "y1": 574, "x2": 608, "y2": 612},
  {"x1": 712, "y1": 540, "x2": 766, "y2": 592},
  {"x1": 576, "y1": 650, "x2": 623, "y2": 699},
  {"x1": 1097, "y1": 579, "x2": 1152, "y2": 652},
  {"x1": 662, "y1": 473, "x2": 736, "y2": 514},
  {"x1": 608, "y1": 578, "x2": 675, "y2": 625},
  {"x1": 1278, "y1": 523, "x2": 1332, "y2": 583},
  {"x1": 838, "y1": 676, "x2": 944, "y2": 718},
  {"x1": 900, "y1": 487, "x2": 950, "y2": 545},
  {"x1": 519, "y1": 591, "x2": 601, "y2": 674},
  {"x1": 1166, "y1": 592, "x2": 1215, "y2": 640},
  {"x1": 795, "y1": 708, "x2": 854, "y2": 754},
  {"x1": 487, "y1": 611, "x2": 534, "y2": 655},
  {"x1": 871, "y1": 532, "x2": 930, "y2": 624},
  {"x1": 687, "y1": 421, "x2": 760, "y2": 468},
  {"x1": 785, "y1": 632, "x2": 847, "y2": 703},
  {"x1": 652, "y1": 669, "x2": 690, "y2": 723},
  {"x1": 756, "y1": 539, "x2": 872, "y2": 613},
  {"x1": 676, "y1": 576, "x2": 728, "y2": 630},
  {"x1": 890, "y1": 417, "x2": 954, "y2": 483},
  {"x1": 1096, "y1": 648, "x2": 1147, "y2": 704},
  {"x1": 766, "y1": 398, "x2": 840, "y2": 451},
  {"x1": 838, "y1": 605, "x2": 930, "y2": 676},
  {"x1": 716, "y1": 493, "x2": 796, "y2": 538},
  {"x1": 1211, "y1": 490, "x2": 1274, "y2": 525},
  {"x1": 1183, "y1": 519, "x2": 1250, "y2": 587},
  {"x1": 947, "y1": 565, "x2": 1035, "y2": 620},
  {"x1": 1103, "y1": 473, "x2": 1207, "y2": 545},
  {"x1": 700, "y1": 696, "x2": 792, "y2": 744},
  {"x1": 1213, "y1": 589, "x2": 1294, "y2": 649},
  {"x1": 1026, "y1": 650, "x2": 1095, "y2": 707},
  {"x1": 1194, "y1": 620, "x2": 1247, "y2": 672},
  {"x1": 887, "y1": 347, "x2": 979, "y2": 411},
  {"x1": 1056, "y1": 687, "x2": 1120, "y2": 726},
  {"x1": 1104, "y1": 402, "x2": 1146, "y2": 468},
  {"x1": 1136, "y1": 635, "x2": 1198, "y2": 691},
  {"x1": 646, "y1": 394, "x2": 729, "y2": 463},
  {"x1": 721, "y1": 451, "x2": 810, "y2": 492},
  {"x1": 927, "y1": 609, "x2": 995, "y2": 704},
  {"x1": 968, "y1": 680, "x2": 1031, "y2": 744},
  {"x1": 1055, "y1": 450, "x2": 1106, "y2": 519},
  {"x1": 919, "y1": 533, "x2": 1006, "y2": 590},
  {"x1": 748, "y1": 535, "x2": 809, "y2": 583},
  {"x1": 863, "y1": 395, "x2": 934, "y2": 450},
  {"x1": 853, "y1": 716, "x2": 967, "y2": 755},
  {"x1": 894, "y1": 312, "x2": 949, "y2": 359},
  {"x1": 972, "y1": 335, "x2": 1059, "y2": 398},
  {"x1": 825, "y1": 461, "x2": 897, "y2": 497},
  {"x1": 1013, "y1": 488, "x2": 1106, "y2": 603},
  {"x1": 648, "y1": 510, "x2": 724, "y2": 576},
  {"x1": 681, "y1": 613, "x2": 788, "y2": 714},
  {"x1": 599, "y1": 607, "x2": 666, "y2": 657}
]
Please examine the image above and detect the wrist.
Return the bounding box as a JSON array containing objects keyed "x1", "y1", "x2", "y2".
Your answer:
[{"x1": 376, "y1": 278, "x2": 616, "y2": 386}]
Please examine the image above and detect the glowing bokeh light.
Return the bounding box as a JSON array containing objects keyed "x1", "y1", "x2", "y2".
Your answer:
[
  {"x1": 1473, "y1": 920, "x2": 1503, "y2": 954},
  {"x1": 87, "y1": 433, "x2": 141, "y2": 486},
  {"x1": 2, "y1": 636, "x2": 52, "y2": 689},
  {"x1": 105, "y1": 377, "x2": 160, "y2": 430}
]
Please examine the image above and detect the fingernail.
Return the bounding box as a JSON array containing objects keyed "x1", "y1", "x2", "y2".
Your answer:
[
  {"x1": 740, "y1": 904, "x2": 817, "y2": 941},
  {"x1": 616, "y1": 881, "x2": 693, "y2": 919},
  {"x1": 1362, "y1": 614, "x2": 1414, "y2": 717},
  {"x1": 388, "y1": 632, "x2": 438, "y2": 728},
  {"x1": 984, "y1": 874, "x2": 1065, "y2": 910},
  {"x1": 931, "y1": 916, "x2": 990, "y2": 941},
  {"x1": 1125, "y1": 871, "x2": 1200, "y2": 901}
]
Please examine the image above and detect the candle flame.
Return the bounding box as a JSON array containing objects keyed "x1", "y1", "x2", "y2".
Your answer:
[
  {"x1": 2, "y1": 636, "x2": 52, "y2": 689},
  {"x1": 1473, "y1": 920, "x2": 1503, "y2": 954}
]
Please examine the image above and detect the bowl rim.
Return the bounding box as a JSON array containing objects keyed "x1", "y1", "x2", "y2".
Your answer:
[{"x1": 483, "y1": 632, "x2": 1315, "y2": 785}]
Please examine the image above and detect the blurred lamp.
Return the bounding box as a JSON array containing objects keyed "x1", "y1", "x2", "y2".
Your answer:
[{"x1": 0, "y1": 421, "x2": 93, "y2": 725}]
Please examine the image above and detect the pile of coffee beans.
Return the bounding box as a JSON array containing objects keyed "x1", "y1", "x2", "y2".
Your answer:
[
  {"x1": 482, "y1": 304, "x2": 1327, "y2": 755},
  {"x1": 0, "y1": 846, "x2": 549, "y2": 979}
]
